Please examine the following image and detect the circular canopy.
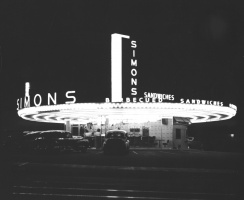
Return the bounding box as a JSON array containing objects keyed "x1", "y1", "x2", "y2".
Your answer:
[{"x1": 17, "y1": 102, "x2": 237, "y2": 124}]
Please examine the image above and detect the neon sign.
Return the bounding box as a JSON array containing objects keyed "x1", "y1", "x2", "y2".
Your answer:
[
  {"x1": 111, "y1": 33, "x2": 139, "y2": 101},
  {"x1": 131, "y1": 40, "x2": 137, "y2": 96},
  {"x1": 180, "y1": 98, "x2": 223, "y2": 106},
  {"x1": 17, "y1": 90, "x2": 76, "y2": 110},
  {"x1": 16, "y1": 33, "x2": 237, "y2": 114},
  {"x1": 110, "y1": 34, "x2": 175, "y2": 103},
  {"x1": 111, "y1": 33, "x2": 130, "y2": 102},
  {"x1": 144, "y1": 92, "x2": 174, "y2": 101}
]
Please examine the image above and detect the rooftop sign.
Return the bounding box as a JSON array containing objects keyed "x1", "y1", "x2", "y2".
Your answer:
[{"x1": 16, "y1": 33, "x2": 237, "y2": 124}]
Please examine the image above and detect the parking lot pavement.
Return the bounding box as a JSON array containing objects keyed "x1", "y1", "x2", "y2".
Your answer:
[
  {"x1": 13, "y1": 161, "x2": 239, "y2": 176},
  {"x1": 11, "y1": 168, "x2": 241, "y2": 200},
  {"x1": 1, "y1": 149, "x2": 243, "y2": 199},
  {"x1": 4, "y1": 148, "x2": 243, "y2": 170}
]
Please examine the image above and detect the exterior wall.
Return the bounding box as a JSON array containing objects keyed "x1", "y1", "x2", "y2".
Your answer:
[{"x1": 173, "y1": 125, "x2": 188, "y2": 149}]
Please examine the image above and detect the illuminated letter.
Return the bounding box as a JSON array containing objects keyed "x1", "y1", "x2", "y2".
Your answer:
[
  {"x1": 131, "y1": 88, "x2": 137, "y2": 95},
  {"x1": 65, "y1": 91, "x2": 76, "y2": 104},
  {"x1": 180, "y1": 99, "x2": 184, "y2": 103},
  {"x1": 34, "y1": 94, "x2": 42, "y2": 106},
  {"x1": 111, "y1": 33, "x2": 130, "y2": 102},
  {"x1": 17, "y1": 99, "x2": 19, "y2": 110},
  {"x1": 139, "y1": 98, "x2": 143, "y2": 102},
  {"x1": 201, "y1": 100, "x2": 206, "y2": 104},
  {"x1": 105, "y1": 98, "x2": 110, "y2": 103},
  {"x1": 131, "y1": 78, "x2": 137, "y2": 86},
  {"x1": 133, "y1": 50, "x2": 136, "y2": 57},
  {"x1": 131, "y1": 41, "x2": 137, "y2": 48},
  {"x1": 131, "y1": 59, "x2": 137, "y2": 67},
  {"x1": 145, "y1": 98, "x2": 150, "y2": 102},
  {"x1": 24, "y1": 96, "x2": 30, "y2": 108},
  {"x1": 126, "y1": 97, "x2": 130, "y2": 102},
  {"x1": 133, "y1": 97, "x2": 137, "y2": 103},
  {"x1": 131, "y1": 69, "x2": 137, "y2": 76},
  {"x1": 48, "y1": 93, "x2": 57, "y2": 105}
]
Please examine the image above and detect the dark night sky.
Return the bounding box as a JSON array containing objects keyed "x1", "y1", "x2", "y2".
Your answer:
[{"x1": 0, "y1": 0, "x2": 243, "y2": 132}]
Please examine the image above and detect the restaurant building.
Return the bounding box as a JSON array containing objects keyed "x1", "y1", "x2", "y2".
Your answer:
[{"x1": 17, "y1": 33, "x2": 237, "y2": 149}]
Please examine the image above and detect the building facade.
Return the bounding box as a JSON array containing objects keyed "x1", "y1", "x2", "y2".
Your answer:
[{"x1": 70, "y1": 117, "x2": 189, "y2": 149}]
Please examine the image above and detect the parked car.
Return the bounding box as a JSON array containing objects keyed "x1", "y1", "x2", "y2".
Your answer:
[
  {"x1": 103, "y1": 130, "x2": 130, "y2": 155},
  {"x1": 2, "y1": 130, "x2": 89, "y2": 153},
  {"x1": 36, "y1": 130, "x2": 89, "y2": 152}
]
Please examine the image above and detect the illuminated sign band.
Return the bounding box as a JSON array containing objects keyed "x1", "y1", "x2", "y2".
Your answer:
[{"x1": 18, "y1": 102, "x2": 237, "y2": 124}]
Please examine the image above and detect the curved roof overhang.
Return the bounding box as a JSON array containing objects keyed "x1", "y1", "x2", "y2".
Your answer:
[{"x1": 17, "y1": 102, "x2": 237, "y2": 124}]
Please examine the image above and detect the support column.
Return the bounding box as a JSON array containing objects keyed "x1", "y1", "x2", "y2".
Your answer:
[
  {"x1": 65, "y1": 121, "x2": 71, "y2": 133},
  {"x1": 78, "y1": 124, "x2": 81, "y2": 136},
  {"x1": 169, "y1": 117, "x2": 174, "y2": 149},
  {"x1": 105, "y1": 117, "x2": 109, "y2": 133}
]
